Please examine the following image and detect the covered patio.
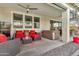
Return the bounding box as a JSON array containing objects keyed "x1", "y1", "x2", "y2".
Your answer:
[{"x1": 0, "y1": 3, "x2": 79, "y2": 56}]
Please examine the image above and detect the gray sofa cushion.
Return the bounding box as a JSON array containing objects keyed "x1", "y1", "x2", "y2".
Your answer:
[{"x1": 0, "y1": 39, "x2": 21, "y2": 56}]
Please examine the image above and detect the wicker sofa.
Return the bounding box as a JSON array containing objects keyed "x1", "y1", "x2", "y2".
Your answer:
[
  {"x1": 42, "y1": 30, "x2": 60, "y2": 40},
  {"x1": 42, "y1": 30, "x2": 53, "y2": 40}
]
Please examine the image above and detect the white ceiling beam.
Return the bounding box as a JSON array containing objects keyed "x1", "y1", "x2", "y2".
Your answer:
[
  {"x1": 46, "y1": 3, "x2": 66, "y2": 11},
  {"x1": 62, "y1": 3, "x2": 74, "y2": 10}
]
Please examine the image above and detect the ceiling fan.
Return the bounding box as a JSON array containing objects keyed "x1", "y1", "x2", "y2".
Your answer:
[{"x1": 17, "y1": 4, "x2": 38, "y2": 13}]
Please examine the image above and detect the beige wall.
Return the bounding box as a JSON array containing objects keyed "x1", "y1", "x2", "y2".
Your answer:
[
  {"x1": 0, "y1": 7, "x2": 11, "y2": 22},
  {"x1": 40, "y1": 16, "x2": 51, "y2": 30}
]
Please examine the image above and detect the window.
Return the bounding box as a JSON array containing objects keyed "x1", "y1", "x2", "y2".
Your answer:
[
  {"x1": 13, "y1": 13, "x2": 23, "y2": 28},
  {"x1": 25, "y1": 15, "x2": 32, "y2": 28},
  {"x1": 0, "y1": 21, "x2": 11, "y2": 37},
  {"x1": 50, "y1": 20, "x2": 62, "y2": 30},
  {"x1": 34, "y1": 17, "x2": 40, "y2": 28},
  {"x1": 53, "y1": 23, "x2": 58, "y2": 27},
  {"x1": 13, "y1": 13, "x2": 23, "y2": 20},
  {"x1": 58, "y1": 22, "x2": 62, "y2": 27},
  {"x1": 12, "y1": 12, "x2": 40, "y2": 29}
]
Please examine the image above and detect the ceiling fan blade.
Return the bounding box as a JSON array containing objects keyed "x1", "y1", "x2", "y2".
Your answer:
[
  {"x1": 17, "y1": 4, "x2": 38, "y2": 11},
  {"x1": 29, "y1": 8, "x2": 38, "y2": 10},
  {"x1": 17, "y1": 4, "x2": 27, "y2": 9}
]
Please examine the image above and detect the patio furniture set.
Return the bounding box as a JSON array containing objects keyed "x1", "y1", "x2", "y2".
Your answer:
[{"x1": 15, "y1": 30, "x2": 41, "y2": 44}]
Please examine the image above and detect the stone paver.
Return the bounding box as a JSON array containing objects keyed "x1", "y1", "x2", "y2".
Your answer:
[{"x1": 17, "y1": 38, "x2": 65, "y2": 56}]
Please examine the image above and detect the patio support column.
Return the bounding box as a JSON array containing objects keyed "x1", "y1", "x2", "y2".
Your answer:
[{"x1": 62, "y1": 9, "x2": 70, "y2": 43}]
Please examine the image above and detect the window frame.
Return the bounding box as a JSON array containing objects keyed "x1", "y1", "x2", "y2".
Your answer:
[{"x1": 34, "y1": 16, "x2": 40, "y2": 28}]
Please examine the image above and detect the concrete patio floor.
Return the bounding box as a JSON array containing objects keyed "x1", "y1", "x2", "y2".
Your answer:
[{"x1": 17, "y1": 38, "x2": 65, "y2": 56}]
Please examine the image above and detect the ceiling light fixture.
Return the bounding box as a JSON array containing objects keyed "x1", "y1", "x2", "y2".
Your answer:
[{"x1": 26, "y1": 9, "x2": 30, "y2": 13}]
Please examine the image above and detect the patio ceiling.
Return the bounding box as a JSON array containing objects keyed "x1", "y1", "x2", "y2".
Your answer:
[
  {"x1": 0, "y1": 3, "x2": 63, "y2": 18},
  {"x1": 67, "y1": 3, "x2": 79, "y2": 11}
]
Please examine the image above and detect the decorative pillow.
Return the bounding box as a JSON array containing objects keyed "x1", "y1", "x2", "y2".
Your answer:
[{"x1": 0, "y1": 34, "x2": 8, "y2": 43}]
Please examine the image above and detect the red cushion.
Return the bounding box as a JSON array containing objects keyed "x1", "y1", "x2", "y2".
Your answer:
[
  {"x1": 0, "y1": 34, "x2": 8, "y2": 43},
  {"x1": 34, "y1": 34, "x2": 40, "y2": 38},
  {"x1": 16, "y1": 30, "x2": 23, "y2": 32},
  {"x1": 30, "y1": 30, "x2": 35, "y2": 32},
  {"x1": 29, "y1": 30, "x2": 40, "y2": 38},
  {"x1": 73, "y1": 36, "x2": 79, "y2": 43},
  {"x1": 24, "y1": 30, "x2": 29, "y2": 32},
  {"x1": 15, "y1": 30, "x2": 23, "y2": 38},
  {"x1": 29, "y1": 30, "x2": 36, "y2": 37}
]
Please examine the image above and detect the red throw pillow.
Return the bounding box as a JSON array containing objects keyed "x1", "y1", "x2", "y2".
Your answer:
[
  {"x1": 73, "y1": 36, "x2": 79, "y2": 43},
  {"x1": 0, "y1": 34, "x2": 8, "y2": 43},
  {"x1": 15, "y1": 30, "x2": 23, "y2": 38}
]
